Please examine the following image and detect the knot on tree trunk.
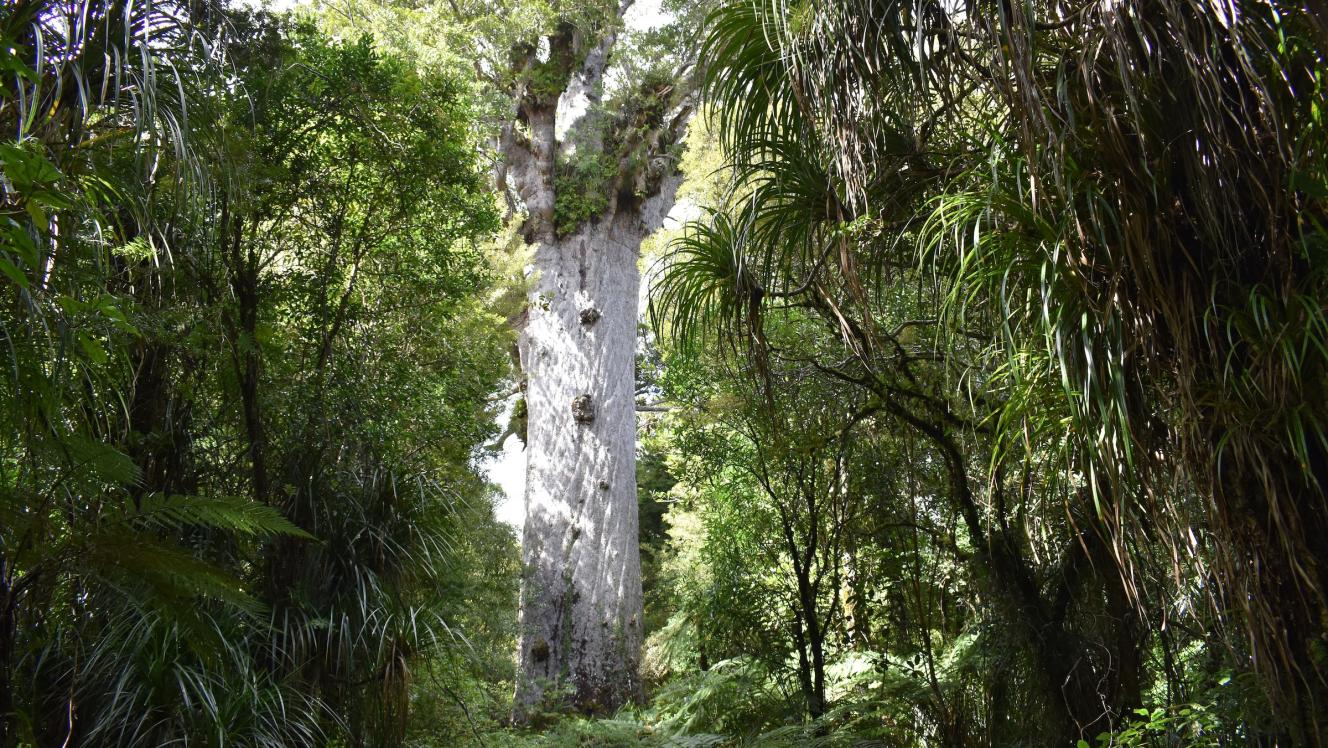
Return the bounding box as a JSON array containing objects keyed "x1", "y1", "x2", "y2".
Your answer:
[
  {"x1": 571, "y1": 394, "x2": 595, "y2": 424},
  {"x1": 579, "y1": 306, "x2": 601, "y2": 326}
]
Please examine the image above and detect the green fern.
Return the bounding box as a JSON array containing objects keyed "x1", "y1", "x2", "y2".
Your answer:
[{"x1": 110, "y1": 494, "x2": 315, "y2": 539}]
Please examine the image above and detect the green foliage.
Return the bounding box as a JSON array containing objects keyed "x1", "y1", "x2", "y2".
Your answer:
[
  {"x1": 113, "y1": 494, "x2": 315, "y2": 539},
  {"x1": 553, "y1": 151, "x2": 617, "y2": 237},
  {"x1": 1, "y1": 2, "x2": 514, "y2": 745},
  {"x1": 1086, "y1": 704, "x2": 1222, "y2": 748},
  {"x1": 11, "y1": 0, "x2": 1327, "y2": 744},
  {"x1": 649, "y1": 657, "x2": 789, "y2": 739},
  {"x1": 527, "y1": 58, "x2": 579, "y2": 100},
  {"x1": 649, "y1": 0, "x2": 1328, "y2": 742}
]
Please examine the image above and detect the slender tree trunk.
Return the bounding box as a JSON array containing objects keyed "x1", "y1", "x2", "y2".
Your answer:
[
  {"x1": 806, "y1": 609, "x2": 827, "y2": 720},
  {"x1": 791, "y1": 613, "x2": 817, "y2": 718},
  {"x1": 844, "y1": 530, "x2": 871, "y2": 647},
  {"x1": 780, "y1": 482, "x2": 827, "y2": 721},
  {"x1": 0, "y1": 575, "x2": 13, "y2": 748}
]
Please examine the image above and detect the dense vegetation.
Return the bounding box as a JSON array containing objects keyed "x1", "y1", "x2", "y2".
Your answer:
[
  {"x1": 2, "y1": 0, "x2": 1326, "y2": 745},
  {"x1": 651, "y1": 1, "x2": 1328, "y2": 743},
  {"x1": 1, "y1": 3, "x2": 514, "y2": 745}
]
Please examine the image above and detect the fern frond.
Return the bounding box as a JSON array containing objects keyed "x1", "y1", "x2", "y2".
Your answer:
[
  {"x1": 86, "y1": 530, "x2": 266, "y2": 618},
  {"x1": 111, "y1": 494, "x2": 315, "y2": 539}
]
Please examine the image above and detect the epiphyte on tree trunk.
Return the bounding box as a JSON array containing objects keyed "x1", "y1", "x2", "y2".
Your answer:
[
  {"x1": 579, "y1": 306, "x2": 601, "y2": 325},
  {"x1": 571, "y1": 394, "x2": 594, "y2": 424}
]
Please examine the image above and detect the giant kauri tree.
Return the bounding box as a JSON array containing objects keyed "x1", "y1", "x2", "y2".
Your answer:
[{"x1": 492, "y1": 0, "x2": 696, "y2": 717}]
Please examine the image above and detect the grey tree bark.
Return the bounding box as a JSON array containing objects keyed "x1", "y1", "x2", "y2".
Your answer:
[{"x1": 499, "y1": 5, "x2": 691, "y2": 718}]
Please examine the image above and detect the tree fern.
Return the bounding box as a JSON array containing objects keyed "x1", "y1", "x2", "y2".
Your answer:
[{"x1": 109, "y1": 494, "x2": 315, "y2": 539}]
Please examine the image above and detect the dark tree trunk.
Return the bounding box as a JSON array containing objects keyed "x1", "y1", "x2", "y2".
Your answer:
[{"x1": 0, "y1": 574, "x2": 14, "y2": 748}]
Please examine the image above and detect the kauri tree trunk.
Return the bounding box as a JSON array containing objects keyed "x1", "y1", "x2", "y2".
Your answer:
[
  {"x1": 516, "y1": 218, "x2": 648, "y2": 714},
  {"x1": 499, "y1": 7, "x2": 692, "y2": 719}
]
